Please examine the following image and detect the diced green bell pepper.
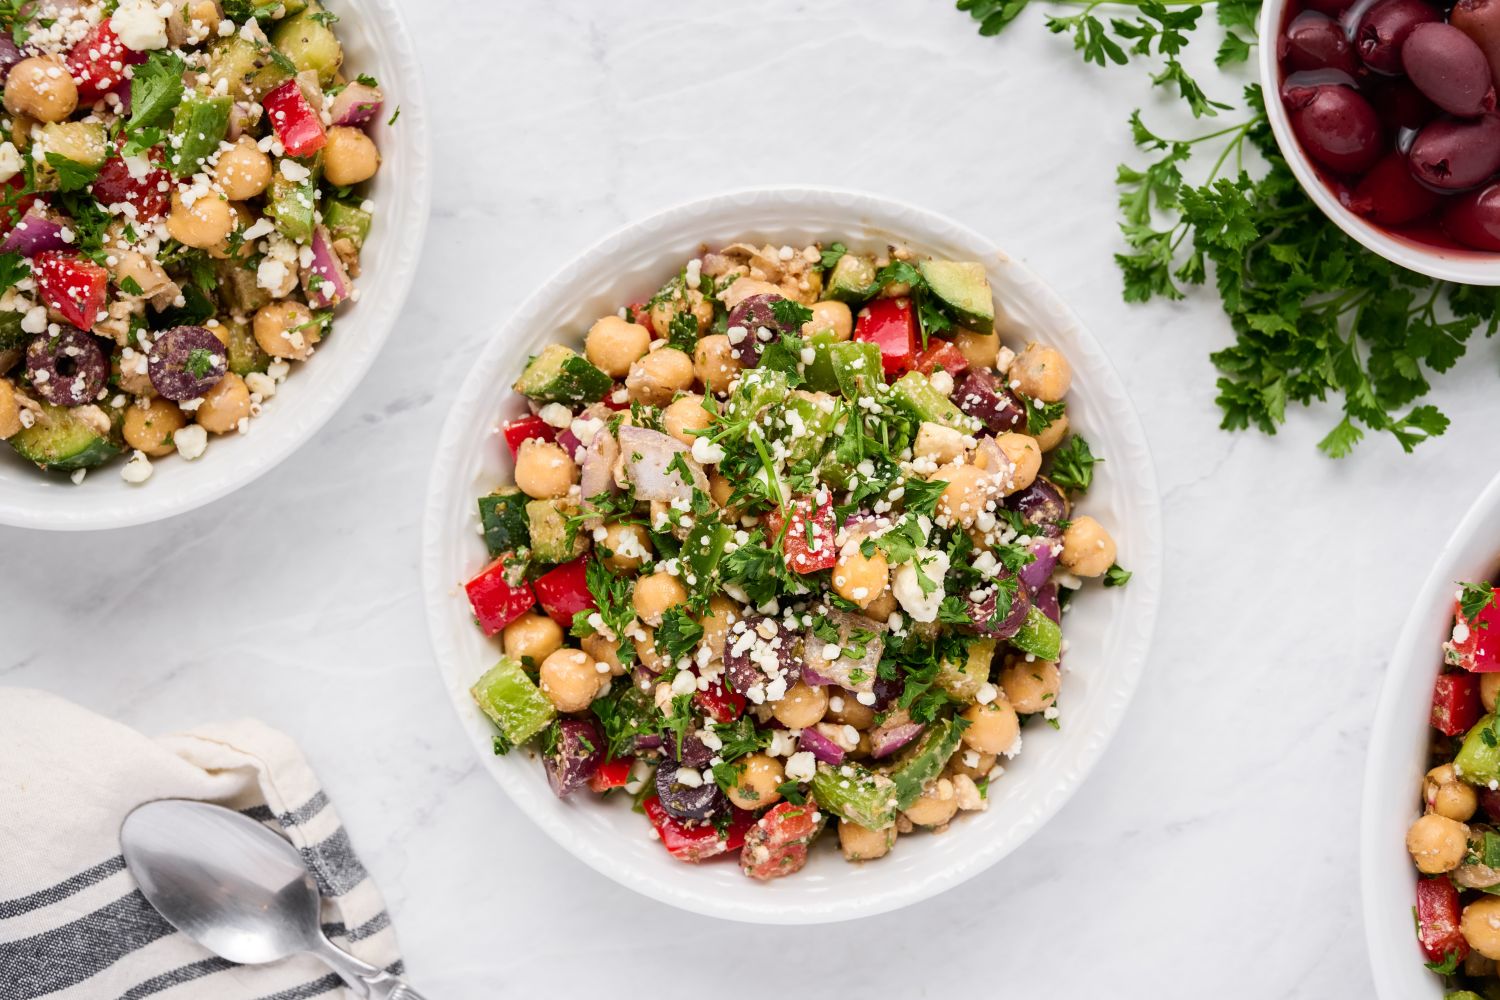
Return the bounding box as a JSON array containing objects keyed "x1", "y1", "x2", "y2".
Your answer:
[{"x1": 471, "y1": 656, "x2": 556, "y2": 745}]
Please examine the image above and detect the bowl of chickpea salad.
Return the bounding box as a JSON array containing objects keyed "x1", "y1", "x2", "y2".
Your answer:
[
  {"x1": 423, "y1": 188, "x2": 1163, "y2": 922},
  {"x1": 0, "y1": 0, "x2": 429, "y2": 530},
  {"x1": 1365, "y1": 473, "x2": 1500, "y2": 999}
]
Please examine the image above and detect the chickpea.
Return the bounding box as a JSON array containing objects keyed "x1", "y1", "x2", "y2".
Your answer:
[
  {"x1": 581, "y1": 632, "x2": 628, "y2": 677},
  {"x1": 949, "y1": 748, "x2": 997, "y2": 781},
  {"x1": 951, "y1": 328, "x2": 999, "y2": 369},
  {"x1": 1483, "y1": 674, "x2": 1500, "y2": 713},
  {"x1": 1464, "y1": 897, "x2": 1500, "y2": 960},
  {"x1": 725, "y1": 753, "x2": 785, "y2": 810},
  {"x1": 650, "y1": 286, "x2": 714, "y2": 335},
  {"x1": 772, "y1": 682, "x2": 828, "y2": 729},
  {"x1": 514, "y1": 438, "x2": 576, "y2": 500},
  {"x1": 167, "y1": 0, "x2": 221, "y2": 45},
  {"x1": 863, "y1": 588, "x2": 898, "y2": 622},
  {"x1": 209, "y1": 139, "x2": 271, "y2": 202},
  {"x1": 904, "y1": 778, "x2": 960, "y2": 828},
  {"x1": 502, "y1": 613, "x2": 563, "y2": 667},
  {"x1": 698, "y1": 594, "x2": 740, "y2": 660},
  {"x1": 1011, "y1": 343, "x2": 1073, "y2": 402},
  {"x1": 961, "y1": 700, "x2": 1020, "y2": 755},
  {"x1": 709, "y1": 471, "x2": 735, "y2": 510},
  {"x1": 915, "y1": 422, "x2": 967, "y2": 465},
  {"x1": 825, "y1": 689, "x2": 876, "y2": 729},
  {"x1": 596, "y1": 521, "x2": 649, "y2": 573},
  {"x1": 1060, "y1": 515, "x2": 1117, "y2": 578},
  {"x1": 4, "y1": 57, "x2": 76, "y2": 123},
  {"x1": 1426, "y1": 764, "x2": 1479, "y2": 822},
  {"x1": 0, "y1": 378, "x2": 20, "y2": 440},
  {"x1": 322, "y1": 126, "x2": 381, "y2": 187},
  {"x1": 626, "y1": 348, "x2": 694, "y2": 406},
  {"x1": 585, "y1": 315, "x2": 651, "y2": 378},
  {"x1": 189, "y1": 372, "x2": 248, "y2": 434},
  {"x1": 165, "y1": 190, "x2": 234, "y2": 250},
  {"x1": 121, "y1": 398, "x2": 185, "y2": 456},
  {"x1": 999, "y1": 658, "x2": 1060, "y2": 715},
  {"x1": 538, "y1": 648, "x2": 604, "y2": 713},
  {"x1": 833, "y1": 547, "x2": 889, "y2": 608},
  {"x1": 1031, "y1": 411, "x2": 1069, "y2": 453},
  {"x1": 937, "y1": 463, "x2": 998, "y2": 528},
  {"x1": 1406, "y1": 813, "x2": 1470, "y2": 874},
  {"x1": 634, "y1": 627, "x2": 666, "y2": 673},
  {"x1": 994, "y1": 432, "x2": 1041, "y2": 495},
  {"x1": 662, "y1": 393, "x2": 711, "y2": 447},
  {"x1": 252, "y1": 301, "x2": 319, "y2": 361},
  {"x1": 802, "y1": 300, "x2": 852, "y2": 341},
  {"x1": 633, "y1": 571, "x2": 687, "y2": 627},
  {"x1": 838, "y1": 820, "x2": 895, "y2": 861},
  {"x1": 693, "y1": 334, "x2": 742, "y2": 396}
]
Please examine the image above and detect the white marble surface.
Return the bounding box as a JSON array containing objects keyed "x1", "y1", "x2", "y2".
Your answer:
[{"x1": 4, "y1": 1, "x2": 1495, "y2": 994}]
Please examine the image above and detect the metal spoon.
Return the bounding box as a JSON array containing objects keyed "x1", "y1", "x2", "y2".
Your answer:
[{"x1": 120, "y1": 799, "x2": 427, "y2": 1000}]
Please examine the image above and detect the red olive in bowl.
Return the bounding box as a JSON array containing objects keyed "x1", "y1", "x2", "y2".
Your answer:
[
  {"x1": 1281, "y1": 11, "x2": 1361, "y2": 74},
  {"x1": 1402, "y1": 22, "x2": 1497, "y2": 117},
  {"x1": 1284, "y1": 83, "x2": 1386, "y2": 174},
  {"x1": 1409, "y1": 115, "x2": 1500, "y2": 189},
  {"x1": 1442, "y1": 183, "x2": 1500, "y2": 249},
  {"x1": 1357, "y1": 0, "x2": 1443, "y2": 73},
  {"x1": 1349, "y1": 150, "x2": 1444, "y2": 224}
]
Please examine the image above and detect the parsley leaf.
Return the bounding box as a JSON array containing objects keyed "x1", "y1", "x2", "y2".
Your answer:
[
  {"x1": 820, "y1": 242, "x2": 847, "y2": 270},
  {"x1": 1460, "y1": 582, "x2": 1498, "y2": 624},
  {"x1": 1021, "y1": 394, "x2": 1067, "y2": 436},
  {"x1": 127, "y1": 51, "x2": 186, "y2": 134},
  {"x1": 1049, "y1": 434, "x2": 1099, "y2": 492},
  {"x1": 770, "y1": 298, "x2": 813, "y2": 330},
  {"x1": 0, "y1": 251, "x2": 30, "y2": 288},
  {"x1": 1104, "y1": 563, "x2": 1132, "y2": 588},
  {"x1": 655, "y1": 606, "x2": 704, "y2": 663}
]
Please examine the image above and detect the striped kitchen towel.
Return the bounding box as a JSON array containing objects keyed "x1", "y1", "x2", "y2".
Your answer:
[{"x1": 0, "y1": 689, "x2": 403, "y2": 1000}]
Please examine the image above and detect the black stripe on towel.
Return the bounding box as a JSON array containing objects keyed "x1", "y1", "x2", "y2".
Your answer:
[
  {"x1": 300, "y1": 827, "x2": 368, "y2": 898},
  {"x1": 322, "y1": 909, "x2": 390, "y2": 943},
  {"x1": 0, "y1": 855, "x2": 126, "y2": 920},
  {"x1": 255, "y1": 973, "x2": 342, "y2": 1000},
  {"x1": 120, "y1": 956, "x2": 236, "y2": 1000},
  {"x1": 0, "y1": 890, "x2": 172, "y2": 1000},
  {"x1": 240, "y1": 789, "x2": 330, "y2": 828}
]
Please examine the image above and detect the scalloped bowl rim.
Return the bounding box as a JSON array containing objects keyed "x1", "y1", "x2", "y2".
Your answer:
[{"x1": 421, "y1": 186, "x2": 1164, "y2": 923}]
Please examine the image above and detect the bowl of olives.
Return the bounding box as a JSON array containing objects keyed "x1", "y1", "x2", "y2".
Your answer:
[{"x1": 1261, "y1": 0, "x2": 1500, "y2": 283}]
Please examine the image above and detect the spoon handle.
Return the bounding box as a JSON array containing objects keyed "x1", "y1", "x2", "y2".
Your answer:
[{"x1": 312, "y1": 935, "x2": 429, "y2": 1000}]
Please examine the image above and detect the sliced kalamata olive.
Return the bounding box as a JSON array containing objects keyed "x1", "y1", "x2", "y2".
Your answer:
[
  {"x1": 1452, "y1": 0, "x2": 1500, "y2": 92},
  {"x1": 1005, "y1": 476, "x2": 1070, "y2": 532},
  {"x1": 25, "y1": 328, "x2": 107, "y2": 407},
  {"x1": 669, "y1": 728, "x2": 715, "y2": 768},
  {"x1": 1402, "y1": 23, "x2": 1496, "y2": 118},
  {"x1": 1035, "y1": 582, "x2": 1061, "y2": 624},
  {"x1": 655, "y1": 758, "x2": 726, "y2": 820},
  {"x1": 1284, "y1": 84, "x2": 1385, "y2": 175},
  {"x1": 1410, "y1": 115, "x2": 1500, "y2": 190},
  {"x1": 1356, "y1": 0, "x2": 1443, "y2": 74},
  {"x1": 147, "y1": 325, "x2": 227, "y2": 401},
  {"x1": 953, "y1": 368, "x2": 1025, "y2": 434},
  {"x1": 963, "y1": 580, "x2": 1033, "y2": 640},
  {"x1": 1349, "y1": 150, "x2": 1443, "y2": 225},
  {"x1": 0, "y1": 35, "x2": 21, "y2": 82},
  {"x1": 724, "y1": 614, "x2": 800, "y2": 698},
  {"x1": 871, "y1": 674, "x2": 903, "y2": 712},
  {"x1": 1442, "y1": 183, "x2": 1500, "y2": 249},
  {"x1": 1280, "y1": 11, "x2": 1360, "y2": 74},
  {"x1": 725, "y1": 293, "x2": 796, "y2": 366},
  {"x1": 543, "y1": 718, "x2": 604, "y2": 798}
]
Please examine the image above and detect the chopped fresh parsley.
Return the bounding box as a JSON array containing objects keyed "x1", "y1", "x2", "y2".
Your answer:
[
  {"x1": 1049, "y1": 434, "x2": 1098, "y2": 492},
  {"x1": 1460, "y1": 582, "x2": 1498, "y2": 624},
  {"x1": 1104, "y1": 563, "x2": 1132, "y2": 588}
]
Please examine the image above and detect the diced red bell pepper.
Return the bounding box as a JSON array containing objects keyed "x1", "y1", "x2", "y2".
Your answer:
[
  {"x1": 33, "y1": 252, "x2": 108, "y2": 332},
  {"x1": 628, "y1": 300, "x2": 654, "y2": 336},
  {"x1": 912, "y1": 339, "x2": 970, "y2": 379},
  {"x1": 1415, "y1": 876, "x2": 1469, "y2": 965},
  {"x1": 502, "y1": 414, "x2": 557, "y2": 458},
  {"x1": 643, "y1": 795, "x2": 754, "y2": 862},
  {"x1": 739, "y1": 799, "x2": 824, "y2": 880},
  {"x1": 263, "y1": 79, "x2": 327, "y2": 158},
  {"x1": 695, "y1": 678, "x2": 746, "y2": 724},
  {"x1": 91, "y1": 141, "x2": 170, "y2": 222},
  {"x1": 1447, "y1": 593, "x2": 1500, "y2": 672},
  {"x1": 66, "y1": 21, "x2": 145, "y2": 105},
  {"x1": 534, "y1": 557, "x2": 596, "y2": 627},
  {"x1": 765, "y1": 496, "x2": 837, "y2": 574},
  {"x1": 587, "y1": 757, "x2": 633, "y2": 793},
  {"x1": 1432, "y1": 672, "x2": 1483, "y2": 737},
  {"x1": 853, "y1": 297, "x2": 918, "y2": 378},
  {"x1": 464, "y1": 556, "x2": 536, "y2": 636}
]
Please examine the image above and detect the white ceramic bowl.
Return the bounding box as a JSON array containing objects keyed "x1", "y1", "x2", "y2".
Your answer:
[
  {"x1": 0, "y1": 0, "x2": 431, "y2": 531},
  {"x1": 1363, "y1": 471, "x2": 1500, "y2": 998},
  {"x1": 421, "y1": 187, "x2": 1164, "y2": 923},
  {"x1": 1257, "y1": 0, "x2": 1500, "y2": 285}
]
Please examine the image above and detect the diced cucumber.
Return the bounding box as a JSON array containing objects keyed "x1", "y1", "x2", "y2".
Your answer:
[
  {"x1": 801, "y1": 330, "x2": 841, "y2": 394},
  {"x1": 479, "y1": 489, "x2": 531, "y2": 558},
  {"x1": 272, "y1": 5, "x2": 343, "y2": 86},
  {"x1": 526, "y1": 498, "x2": 586, "y2": 564},
  {"x1": 266, "y1": 157, "x2": 321, "y2": 242},
  {"x1": 222, "y1": 0, "x2": 308, "y2": 19},
  {"x1": 890, "y1": 371, "x2": 981, "y2": 434},
  {"x1": 207, "y1": 34, "x2": 290, "y2": 100},
  {"x1": 224, "y1": 320, "x2": 270, "y2": 376},
  {"x1": 781, "y1": 392, "x2": 838, "y2": 467},
  {"x1": 723, "y1": 367, "x2": 788, "y2": 424},
  {"x1": 513, "y1": 344, "x2": 611, "y2": 406},
  {"x1": 169, "y1": 92, "x2": 232, "y2": 177},
  {"x1": 829, "y1": 341, "x2": 882, "y2": 400},
  {"x1": 683, "y1": 517, "x2": 731, "y2": 582},
  {"x1": 471, "y1": 656, "x2": 556, "y2": 746},
  {"x1": 810, "y1": 761, "x2": 899, "y2": 831},
  {"x1": 1010, "y1": 606, "x2": 1062, "y2": 661},
  {"x1": 936, "y1": 638, "x2": 996, "y2": 701},
  {"x1": 918, "y1": 260, "x2": 995, "y2": 334},
  {"x1": 325, "y1": 200, "x2": 372, "y2": 252},
  {"x1": 825, "y1": 253, "x2": 875, "y2": 303},
  {"x1": 0, "y1": 309, "x2": 26, "y2": 353},
  {"x1": 9, "y1": 402, "x2": 121, "y2": 472},
  {"x1": 34, "y1": 122, "x2": 107, "y2": 191},
  {"x1": 217, "y1": 260, "x2": 271, "y2": 313},
  {"x1": 887, "y1": 718, "x2": 963, "y2": 810},
  {"x1": 1457, "y1": 715, "x2": 1500, "y2": 788}
]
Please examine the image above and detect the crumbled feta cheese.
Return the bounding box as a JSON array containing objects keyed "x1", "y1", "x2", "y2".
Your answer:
[
  {"x1": 112, "y1": 0, "x2": 169, "y2": 50},
  {"x1": 784, "y1": 751, "x2": 816, "y2": 782},
  {"x1": 120, "y1": 450, "x2": 153, "y2": 484},
  {"x1": 173, "y1": 424, "x2": 208, "y2": 461}
]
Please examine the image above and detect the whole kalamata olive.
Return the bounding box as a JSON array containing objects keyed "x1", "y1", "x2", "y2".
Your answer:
[
  {"x1": 543, "y1": 718, "x2": 604, "y2": 798},
  {"x1": 953, "y1": 368, "x2": 1026, "y2": 434},
  {"x1": 1284, "y1": 84, "x2": 1386, "y2": 174},
  {"x1": 1402, "y1": 23, "x2": 1496, "y2": 117},
  {"x1": 1442, "y1": 183, "x2": 1500, "y2": 249},
  {"x1": 1005, "y1": 476, "x2": 1070, "y2": 532},
  {"x1": 1368, "y1": 78, "x2": 1440, "y2": 136},
  {"x1": 147, "y1": 325, "x2": 227, "y2": 401},
  {"x1": 1410, "y1": 115, "x2": 1500, "y2": 189},
  {"x1": 726, "y1": 293, "x2": 796, "y2": 366},
  {"x1": 25, "y1": 328, "x2": 108, "y2": 407},
  {"x1": 1452, "y1": 0, "x2": 1500, "y2": 91},
  {"x1": 1280, "y1": 11, "x2": 1361, "y2": 74},
  {"x1": 723, "y1": 615, "x2": 800, "y2": 698},
  {"x1": 1349, "y1": 150, "x2": 1443, "y2": 224},
  {"x1": 655, "y1": 758, "x2": 726, "y2": 820},
  {"x1": 1358, "y1": 0, "x2": 1443, "y2": 73}
]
